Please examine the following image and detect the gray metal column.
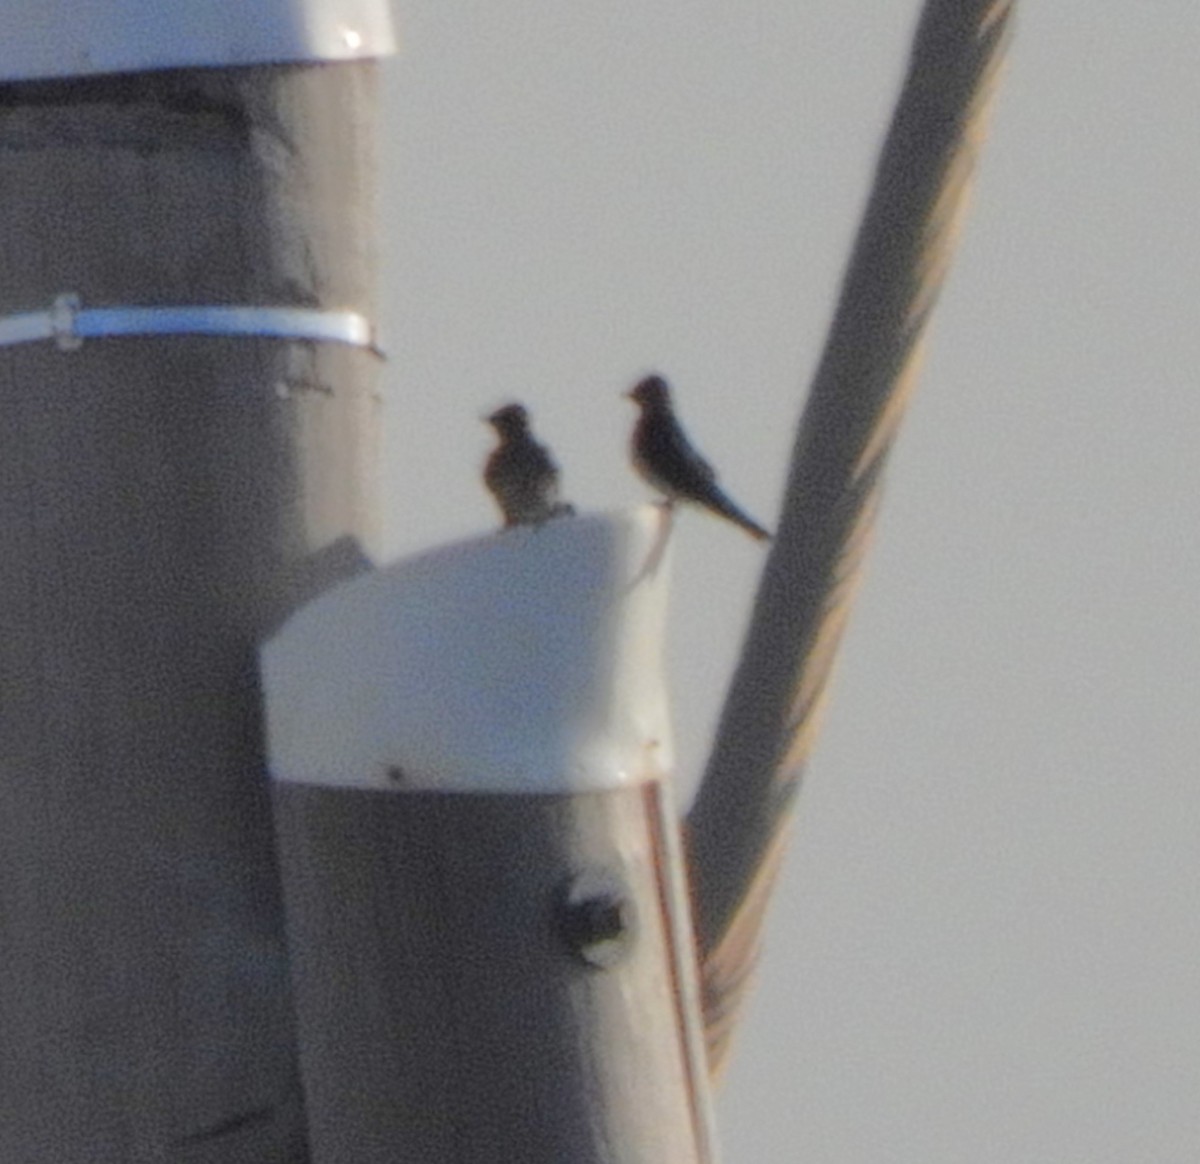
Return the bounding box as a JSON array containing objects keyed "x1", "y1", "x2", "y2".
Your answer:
[{"x1": 0, "y1": 64, "x2": 381, "y2": 1162}]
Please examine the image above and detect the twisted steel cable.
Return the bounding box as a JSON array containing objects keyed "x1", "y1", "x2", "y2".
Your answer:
[{"x1": 686, "y1": 0, "x2": 1018, "y2": 1074}]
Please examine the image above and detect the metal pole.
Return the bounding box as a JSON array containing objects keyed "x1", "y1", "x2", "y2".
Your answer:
[
  {"x1": 0, "y1": 63, "x2": 381, "y2": 1161},
  {"x1": 264, "y1": 512, "x2": 717, "y2": 1162},
  {"x1": 275, "y1": 784, "x2": 714, "y2": 1163}
]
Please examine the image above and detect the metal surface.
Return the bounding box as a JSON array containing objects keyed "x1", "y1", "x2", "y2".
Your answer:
[
  {"x1": 0, "y1": 63, "x2": 381, "y2": 1162},
  {"x1": 0, "y1": 0, "x2": 396, "y2": 81},
  {"x1": 0, "y1": 295, "x2": 379, "y2": 353},
  {"x1": 262, "y1": 509, "x2": 675, "y2": 794},
  {"x1": 275, "y1": 783, "x2": 716, "y2": 1164}
]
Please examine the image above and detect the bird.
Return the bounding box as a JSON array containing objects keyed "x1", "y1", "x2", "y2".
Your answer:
[
  {"x1": 625, "y1": 374, "x2": 771, "y2": 541},
  {"x1": 483, "y1": 402, "x2": 575, "y2": 528}
]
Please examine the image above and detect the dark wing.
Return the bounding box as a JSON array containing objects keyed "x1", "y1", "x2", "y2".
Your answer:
[{"x1": 644, "y1": 408, "x2": 717, "y2": 490}]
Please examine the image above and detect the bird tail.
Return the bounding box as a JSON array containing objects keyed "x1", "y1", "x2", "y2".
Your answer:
[{"x1": 711, "y1": 492, "x2": 771, "y2": 541}]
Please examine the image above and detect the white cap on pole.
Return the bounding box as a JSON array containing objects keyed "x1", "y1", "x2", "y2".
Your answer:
[
  {"x1": 0, "y1": 0, "x2": 396, "y2": 82},
  {"x1": 262, "y1": 508, "x2": 675, "y2": 794}
]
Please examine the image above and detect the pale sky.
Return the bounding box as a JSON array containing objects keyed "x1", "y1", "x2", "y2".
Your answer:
[{"x1": 379, "y1": 2, "x2": 1200, "y2": 1159}]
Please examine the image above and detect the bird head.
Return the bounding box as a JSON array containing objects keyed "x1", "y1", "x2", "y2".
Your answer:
[
  {"x1": 626, "y1": 374, "x2": 670, "y2": 409},
  {"x1": 485, "y1": 402, "x2": 529, "y2": 436}
]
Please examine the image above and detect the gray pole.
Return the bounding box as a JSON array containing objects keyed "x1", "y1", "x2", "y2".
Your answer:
[
  {"x1": 0, "y1": 64, "x2": 380, "y2": 1161},
  {"x1": 263, "y1": 512, "x2": 716, "y2": 1163},
  {"x1": 275, "y1": 784, "x2": 715, "y2": 1164}
]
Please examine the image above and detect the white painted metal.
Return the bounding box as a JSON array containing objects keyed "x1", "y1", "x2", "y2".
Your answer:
[
  {"x1": 0, "y1": 296, "x2": 378, "y2": 352},
  {"x1": 263, "y1": 508, "x2": 676, "y2": 793},
  {"x1": 0, "y1": 0, "x2": 396, "y2": 81}
]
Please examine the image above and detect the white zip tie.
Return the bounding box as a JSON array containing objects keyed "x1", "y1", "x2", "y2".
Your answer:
[{"x1": 0, "y1": 294, "x2": 382, "y2": 356}]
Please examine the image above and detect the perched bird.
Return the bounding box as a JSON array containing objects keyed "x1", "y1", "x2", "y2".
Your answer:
[
  {"x1": 626, "y1": 374, "x2": 771, "y2": 541},
  {"x1": 483, "y1": 402, "x2": 575, "y2": 528}
]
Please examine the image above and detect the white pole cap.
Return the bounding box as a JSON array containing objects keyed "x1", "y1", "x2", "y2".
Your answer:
[
  {"x1": 1, "y1": 0, "x2": 396, "y2": 82},
  {"x1": 262, "y1": 508, "x2": 675, "y2": 794}
]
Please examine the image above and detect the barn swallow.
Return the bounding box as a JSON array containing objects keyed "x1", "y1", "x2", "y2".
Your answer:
[
  {"x1": 626, "y1": 374, "x2": 770, "y2": 541},
  {"x1": 483, "y1": 402, "x2": 575, "y2": 528}
]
